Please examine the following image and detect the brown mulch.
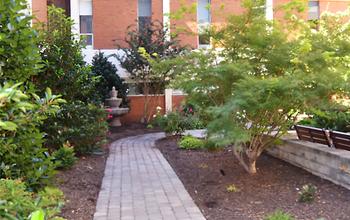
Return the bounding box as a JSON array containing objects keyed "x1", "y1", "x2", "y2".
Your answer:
[
  {"x1": 156, "y1": 136, "x2": 350, "y2": 220},
  {"x1": 56, "y1": 123, "x2": 160, "y2": 220}
]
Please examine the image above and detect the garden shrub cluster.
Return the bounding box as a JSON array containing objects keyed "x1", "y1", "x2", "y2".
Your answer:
[
  {"x1": 152, "y1": 105, "x2": 206, "y2": 135},
  {"x1": 179, "y1": 136, "x2": 205, "y2": 150},
  {"x1": 0, "y1": 179, "x2": 64, "y2": 220},
  {"x1": 0, "y1": 1, "x2": 118, "y2": 218},
  {"x1": 264, "y1": 210, "x2": 295, "y2": 220},
  {"x1": 299, "y1": 109, "x2": 350, "y2": 132}
]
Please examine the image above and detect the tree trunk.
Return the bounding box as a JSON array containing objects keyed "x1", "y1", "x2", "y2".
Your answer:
[{"x1": 247, "y1": 159, "x2": 257, "y2": 174}]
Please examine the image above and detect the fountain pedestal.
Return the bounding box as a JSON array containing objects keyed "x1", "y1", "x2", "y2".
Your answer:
[{"x1": 105, "y1": 87, "x2": 129, "y2": 127}]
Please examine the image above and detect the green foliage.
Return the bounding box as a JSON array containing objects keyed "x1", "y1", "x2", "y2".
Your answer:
[
  {"x1": 91, "y1": 52, "x2": 128, "y2": 106},
  {"x1": 179, "y1": 135, "x2": 204, "y2": 150},
  {"x1": 165, "y1": 0, "x2": 350, "y2": 174},
  {"x1": 42, "y1": 101, "x2": 108, "y2": 155},
  {"x1": 0, "y1": 0, "x2": 41, "y2": 82},
  {"x1": 264, "y1": 210, "x2": 295, "y2": 220},
  {"x1": 298, "y1": 184, "x2": 317, "y2": 203},
  {"x1": 299, "y1": 109, "x2": 350, "y2": 132},
  {"x1": 226, "y1": 184, "x2": 239, "y2": 193},
  {"x1": 52, "y1": 144, "x2": 77, "y2": 170},
  {"x1": 0, "y1": 179, "x2": 65, "y2": 220},
  {"x1": 0, "y1": 83, "x2": 64, "y2": 189},
  {"x1": 36, "y1": 6, "x2": 99, "y2": 102}
]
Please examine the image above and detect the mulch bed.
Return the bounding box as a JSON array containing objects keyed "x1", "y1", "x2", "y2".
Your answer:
[
  {"x1": 156, "y1": 136, "x2": 350, "y2": 220},
  {"x1": 56, "y1": 123, "x2": 160, "y2": 220}
]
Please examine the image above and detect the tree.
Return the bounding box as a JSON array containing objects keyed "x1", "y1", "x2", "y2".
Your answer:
[
  {"x1": 0, "y1": 0, "x2": 41, "y2": 82},
  {"x1": 36, "y1": 6, "x2": 98, "y2": 102},
  {"x1": 166, "y1": 0, "x2": 349, "y2": 174},
  {"x1": 91, "y1": 52, "x2": 128, "y2": 106},
  {"x1": 117, "y1": 20, "x2": 186, "y2": 122}
]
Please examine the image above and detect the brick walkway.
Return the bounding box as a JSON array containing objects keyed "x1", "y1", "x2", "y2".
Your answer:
[{"x1": 93, "y1": 133, "x2": 206, "y2": 220}]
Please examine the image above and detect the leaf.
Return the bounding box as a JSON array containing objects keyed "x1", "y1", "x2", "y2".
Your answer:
[
  {"x1": 30, "y1": 210, "x2": 45, "y2": 220},
  {"x1": 0, "y1": 121, "x2": 17, "y2": 131}
]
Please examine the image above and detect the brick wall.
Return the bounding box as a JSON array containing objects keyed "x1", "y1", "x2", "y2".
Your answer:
[
  {"x1": 121, "y1": 94, "x2": 186, "y2": 124},
  {"x1": 93, "y1": 0, "x2": 138, "y2": 49},
  {"x1": 32, "y1": 0, "x2": 47, "y2": 23}
]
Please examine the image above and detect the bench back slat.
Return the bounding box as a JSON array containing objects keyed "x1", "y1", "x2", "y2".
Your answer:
[
  {"x1": 295, "y1": 125, "x2": 331, "y2": 147},
  {"x1": 329, "y1": 131, "x2": 350, "y2": 151}
]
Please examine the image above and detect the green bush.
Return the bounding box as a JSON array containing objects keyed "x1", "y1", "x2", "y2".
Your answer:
[
  {"x1": 298, "y1": 184, "x2": 317, "y2": 203},
  {"x1": 91, "y1": 52, "x2": 128, "y2": 106},
  {"x1": 42, "y1": 101, "x2": 108, "y2": 155},
  {"x1": 0, "y1": 0, "x2": 41, "y2": 82},
  {"x1": 0, "y1": 179, "x2": 65, "y2": 220},
  {"x1": 264, "y1": 210, "x2": 294, "y2": 220},
  {"x1": 0, "y1": 83, "x2": 64, "y2": 190},
  {"x1": 52, "y1": 144, "x2": 77, "y2": 170},
  {"x1": 299, "y1": 109, "x2": 350, "y2": 132},
  {"x1": 179, "y1": 136, "x2": 204, "y2": 150},
  {"x1": 36, "y1": 6, "x2": 99, "y2": 103},
  {"x1": 153, "y1": 111, "x2": 205, "y2": 135}
]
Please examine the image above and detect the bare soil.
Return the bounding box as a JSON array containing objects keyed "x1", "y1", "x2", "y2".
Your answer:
[
  {"x1": 156, "y1": 136, "x2": 350, "y2": 220},
  {"x1": 56, "y1": 124, "x2": 159, "y2": 220}
]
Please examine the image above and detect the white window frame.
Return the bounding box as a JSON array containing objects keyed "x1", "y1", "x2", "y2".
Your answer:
[
  {"x1": 79, "y1": 0, "x2": 93, "y2": 48},
  {"x1": 197, "y1": 0, "x2": 211, "y2": 48}
]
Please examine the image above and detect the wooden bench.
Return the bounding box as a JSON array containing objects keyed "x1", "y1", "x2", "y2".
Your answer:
[
  {"x1": 329, "y1": 131, "x2": 350, "y2": 151},
  {"x1": 294, "y1": 125, "x2": 331, "y2": 147}
]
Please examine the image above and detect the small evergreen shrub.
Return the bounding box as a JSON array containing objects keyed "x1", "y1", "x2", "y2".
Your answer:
[
  {"x1": 52, "y1": 143, "x2": 77, "y2": 170},
  {"x1": 91, "y1": 52, "x2": 128, "y2": 106},
  {"x1": 179, "y1": 136, "x2": 204, "y2": 150},
  {"x1": 298, "y1": 184, "x2": 317, "y2": 203},
  {"x1": 264, "y1": 210, "x2": 294, "y2": 220},
  {"x1": 0, "y1": 179, "x2": 65, "y2": 220},
  {"x1": 42, "y1": 101, "x2": 108, "y2": 155}
]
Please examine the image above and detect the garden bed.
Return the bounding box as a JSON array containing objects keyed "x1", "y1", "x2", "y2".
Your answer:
[
  {"x1": 156, "y1": 136, "x2": 350, "y2": 220},
  {"x1": 56, "y1": 124, "x2": 160, "y2": 220}
]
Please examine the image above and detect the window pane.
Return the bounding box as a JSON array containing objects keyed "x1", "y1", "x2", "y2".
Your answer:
[
  {"x1": 81, "y1": 34, "x2": 93, "y2": 46},
  {"x1": 198, "y1": 0, "x2": 210, "y2": 24},
  {"x1": 308, "y1": 1, "x2": 319, "y2": 20},
  {"x1": 139, "y1": 16, "x2": 151, "y2": 32},
  {"x1": 80, "y1": 15, "x2": 92, "y2": 33},
  {"x1": 138, "y1": 0, "x2": 152, "y2": 17}
]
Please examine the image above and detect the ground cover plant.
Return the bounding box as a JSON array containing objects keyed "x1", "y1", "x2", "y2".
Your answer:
[{"x1": 155, "y1": 0, "x2": 350, "y2": 174}]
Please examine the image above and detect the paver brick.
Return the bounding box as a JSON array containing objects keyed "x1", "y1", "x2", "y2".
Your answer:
[{"x1": 93, "y1": 133, "x2": 206, "y2": 220}]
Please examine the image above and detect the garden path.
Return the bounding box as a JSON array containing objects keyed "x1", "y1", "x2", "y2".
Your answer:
[{"x1": 93, "y1": 132, "x2": 206, "y2": 220}]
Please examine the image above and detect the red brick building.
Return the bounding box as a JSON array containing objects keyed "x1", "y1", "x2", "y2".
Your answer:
[{"x1": 29, "y1": 0, "x2": 349, "y2": 77}]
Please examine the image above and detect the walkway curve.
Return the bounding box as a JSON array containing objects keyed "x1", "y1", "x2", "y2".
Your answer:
[{"x1": 93, "y1": 132, "x2": 206, "y2": 220}]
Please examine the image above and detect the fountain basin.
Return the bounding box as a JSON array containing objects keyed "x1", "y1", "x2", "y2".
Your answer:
[{"x1": 107, "y1": 107, "x2": 129, "y2": 127}]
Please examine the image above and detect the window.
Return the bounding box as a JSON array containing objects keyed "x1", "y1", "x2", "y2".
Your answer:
[
  {"x1": 197, "y1": 0, "x2": 211, "y2": 46},
  {"x1": 308, "y1": 1, "x2": 319, "y2": 20},
  {"x1": 79, "y1": 0, "x2": 93, "y2": 46},
  {"x1": 138, "y1": 0, "x2": 152, "y2": 32}
]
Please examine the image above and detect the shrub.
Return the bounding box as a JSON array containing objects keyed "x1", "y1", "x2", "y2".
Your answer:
[
  {"x1": 36, "y1": 6, "x2": 99, "y2": 103},
  {"x1": 0, "y1": 179, "x2": 65, "y2": 220},
  {"x1": 299, "y1": 109, "x2": 350, "y2": 132},
  {"x1": 153, "y1": 111, "x2": 206, "y2": 135},
  {"x1": 0, "y1": 83, "x2": 64, "y2": 190},
  {"x1": 298, "y1": 184, "x2": 317, "y2": 203},
  {"x1": 42, "y1": 101, "x2": 108, "y2": 155},
  {"x1": 179, "y1": 136, "x2": 204, "y2": 150},
  {"x1": 0, "y1": 0, "x2": 41, "y2": 82},
  {"x1": 226, "y1": 184, "x2": 239, "y2": 193},
  {"x1": 52, "y1": 143, "x2": 77, "y2": 170},
  {"x1": 264, "y1": 210, "x2": 295, "y2": 220},
  {"x1": 91, "y1": 52, "x2": 128, "y2": 106}
]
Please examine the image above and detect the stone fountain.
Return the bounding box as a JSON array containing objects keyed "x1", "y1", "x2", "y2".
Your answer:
[{"x1": 105, "y1": 87, "x2": 129, "y2": 127}]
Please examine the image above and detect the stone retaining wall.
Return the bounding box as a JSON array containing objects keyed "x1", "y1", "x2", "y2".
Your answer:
[{"x1": 267, "y1": 132, "x2": 350, "y2": 190}]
